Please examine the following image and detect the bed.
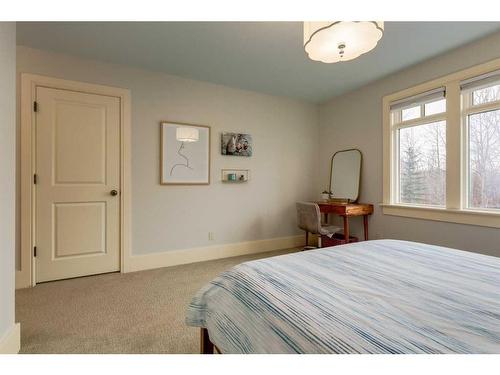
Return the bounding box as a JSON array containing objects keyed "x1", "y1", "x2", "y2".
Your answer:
[{"x1": 185, "y1": 240, "x2": 500, "y2": 354}]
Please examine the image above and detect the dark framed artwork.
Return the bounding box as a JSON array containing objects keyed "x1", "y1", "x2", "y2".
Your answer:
[{"x1": 221, "y1": 132, "x2": 252, "y2": 157}]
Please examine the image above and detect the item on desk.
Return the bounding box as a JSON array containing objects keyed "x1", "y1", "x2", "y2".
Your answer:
[{"x1": 321, "y1": 190, "x2": 331, "y2": 201}]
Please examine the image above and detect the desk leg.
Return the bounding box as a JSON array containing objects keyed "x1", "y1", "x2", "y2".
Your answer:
[
  {"x1": 363, "y1": 215, "x2": 369, "y2": 241},
  {"x1": 343, "y1": 216, "x2": 349, "y2": 242}
]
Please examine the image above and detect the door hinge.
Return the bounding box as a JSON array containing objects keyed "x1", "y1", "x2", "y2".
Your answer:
[
  {"x1": 34, "y1": 174, "x2": 38, "y2": 184},
  {"x1": 33, "y1": 101, "x2": 38, "y2": 112},
  {"x1": 34, "y1": 246, "x2": 37, "y2": 257}
]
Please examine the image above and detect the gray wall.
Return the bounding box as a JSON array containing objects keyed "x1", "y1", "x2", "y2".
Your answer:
[
  {"x1": 0, "y1": 23, "x2": 16, "y2": 341},
  {"x1": 16, "y1": 46, "x2": 319, "y2": 262},
  {"x1": 15, "y1": 29, "x2": 500, "y2": 273},
  {"x1": 319, "y1": 31, "x2": 500, "y2": 258}
]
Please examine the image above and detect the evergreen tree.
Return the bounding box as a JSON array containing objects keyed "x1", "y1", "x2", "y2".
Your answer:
[{"x1": 400, "y1": 141, "x2": 426, "y2": 204}]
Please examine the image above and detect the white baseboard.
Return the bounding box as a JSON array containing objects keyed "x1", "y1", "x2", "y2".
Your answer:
[
  {"x1": 124, "y1": 235, "x2": 304, "y2": 273},
  {"x1": 0, "y1": 323, "x2": 21, "y2": 354},
  {"x1": 16, "y1": 270, "x2": 31, "y2": 290}
]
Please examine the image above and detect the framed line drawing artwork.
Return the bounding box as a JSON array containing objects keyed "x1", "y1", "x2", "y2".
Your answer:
[{"x1": 160, "y1": 121, "x2": 211, "y2": 185}]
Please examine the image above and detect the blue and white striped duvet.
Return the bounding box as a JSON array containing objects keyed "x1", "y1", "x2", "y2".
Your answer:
[{"x1": 186, "y1": 240, "x2": 500, "y2": 353}]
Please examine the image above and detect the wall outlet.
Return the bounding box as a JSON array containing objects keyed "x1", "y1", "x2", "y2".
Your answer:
[{"x1": 208, "y1": 232, "x2": 215, "y2": 241}]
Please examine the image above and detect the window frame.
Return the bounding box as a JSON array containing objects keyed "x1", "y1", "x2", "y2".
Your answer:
[
  {"x1": 382, "y1": 57, "x2": 500, "y2": 228},
  {"x1": 462, "y1": 83, "x2": 500, "y2": 211}
]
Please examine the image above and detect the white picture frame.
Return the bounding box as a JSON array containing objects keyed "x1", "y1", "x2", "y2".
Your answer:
[{"x1": 160, "y1": 121, "x2": 211, "y2": 185}]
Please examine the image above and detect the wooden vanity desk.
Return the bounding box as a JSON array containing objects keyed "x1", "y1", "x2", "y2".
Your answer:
[{"x1": 316, "y1": 201, "x2": 374, "y2": 241}]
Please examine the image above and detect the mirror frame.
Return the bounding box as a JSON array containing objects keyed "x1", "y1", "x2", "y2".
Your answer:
[{"x1": 328, "y1": 148, "x2": 362, "y2": 203}]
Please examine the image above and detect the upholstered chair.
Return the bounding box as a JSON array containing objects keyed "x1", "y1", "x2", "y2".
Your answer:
[{"x1": 296, "y1": 202, "x2": 341, "y2": 249}]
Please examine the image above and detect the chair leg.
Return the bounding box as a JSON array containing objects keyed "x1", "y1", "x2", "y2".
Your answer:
[
  {"x1": 318, "y1": 236, "x2": 322, "y2": 248},
  {"x1": 305, "y1": 231, "x2": 309, "y2": 247}
]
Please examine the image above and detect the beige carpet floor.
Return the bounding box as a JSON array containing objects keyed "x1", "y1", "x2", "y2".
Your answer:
[{"x1": 16, "y1": 248, "x2": 298, "y2": 354}]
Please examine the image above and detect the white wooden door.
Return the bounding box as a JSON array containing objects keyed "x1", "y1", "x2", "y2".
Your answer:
[{"x1": 35, "y1": 87, "x2": 121, "y2": 282}]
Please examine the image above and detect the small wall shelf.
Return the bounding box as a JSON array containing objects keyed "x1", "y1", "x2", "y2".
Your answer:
[{"x1": 221, "y1": 169, "x2": 250, "y2": 183}]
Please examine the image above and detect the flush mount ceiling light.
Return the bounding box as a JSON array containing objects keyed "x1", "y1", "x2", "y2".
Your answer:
[{"x1": 304, "y1": 22, "x2": 384, "y2": 63}]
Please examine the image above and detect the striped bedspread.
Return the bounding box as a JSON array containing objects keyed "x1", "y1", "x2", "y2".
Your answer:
[{"x1": 185, "y1": 240, "x2": 500, "y2": 353}]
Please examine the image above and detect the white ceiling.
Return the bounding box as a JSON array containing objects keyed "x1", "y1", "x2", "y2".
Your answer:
[{"x1": 16, "y1": 22, "x2": 500, "y2": 103}]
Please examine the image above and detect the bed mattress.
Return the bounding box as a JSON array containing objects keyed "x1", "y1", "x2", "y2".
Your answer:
[{"x1": 186, "y1": 240, "x2": 500, "y2": 353}]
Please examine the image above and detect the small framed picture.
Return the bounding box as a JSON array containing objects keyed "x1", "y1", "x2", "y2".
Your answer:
[
  {"x1": 160, "y1": 122, "x2": 211, "y2": 185},
  {"x1": 221, "y1": 132, "x2": 252, "y2": 157}
]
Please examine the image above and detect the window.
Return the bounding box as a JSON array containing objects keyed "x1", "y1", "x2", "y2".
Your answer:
[
  {"x1": 390, "y1": 88, "x2": 447, "y2": 207},
  {"x1": 398, "y1": 121, "x2": 446, "y2": 206},
  {"x1": 472, "y1": 84, "x2": 500, "y2": 105},
  {"x1": 383, "y1": 63, "x2": 500, "y2": 228},
  {"x1": 424, "y1": 99, "x2": 446, "y2": 116},
  {"x1": 401, "y1": 106, "x2": 421, "y2": 121},
  {"x1": 463, "y1": 81, "x2": 500, "y2": 210}
]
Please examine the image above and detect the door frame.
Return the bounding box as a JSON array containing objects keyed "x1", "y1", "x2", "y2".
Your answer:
[{"x1": 18, "y1": 73, "x2": 132, "y2": 288}]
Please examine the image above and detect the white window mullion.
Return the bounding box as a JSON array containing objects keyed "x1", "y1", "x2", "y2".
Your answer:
[
  {"x1": 389, "y1": 110, "x2": 400, "y2": 204},
  {"x1": 445, "y1": 81, "x2": 462, "y2": 210},
  {"x1": 462, "y1": 112, "x2": 471, "y2": 209},
  {"x1": 392, "y1": 128, "x2": 400, "y2": 203},
  {"x1": 463, "y1": 99, "x2": 500, "y2": 116},
  {"x1": 461, "y1": 89, "x2": 471, "y2": 210},
  {"x1": 395, "y1": 113, "x2": 447, "y2": 130}
]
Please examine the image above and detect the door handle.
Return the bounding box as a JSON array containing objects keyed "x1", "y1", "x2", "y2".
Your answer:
[{"x1": 110, "y1": 189, "x2": 119, "y2": 196}]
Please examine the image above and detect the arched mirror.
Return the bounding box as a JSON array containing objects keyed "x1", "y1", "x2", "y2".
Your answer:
[{"x1": 329, "y1": 149, "x2": 362, "y2": 202}]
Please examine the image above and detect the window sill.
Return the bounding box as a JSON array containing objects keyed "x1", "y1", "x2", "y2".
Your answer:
[{"x1": 380, "y1": 203, "x2": 500, "y2": 229}]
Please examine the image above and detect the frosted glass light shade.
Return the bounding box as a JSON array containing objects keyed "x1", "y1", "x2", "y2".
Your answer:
[
  {"x1": 176, "y1": 127, "x2": 199, "y2": 142},
  {"x1": 304, "y1": 22, "x2": 384, "y2": 63}
]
